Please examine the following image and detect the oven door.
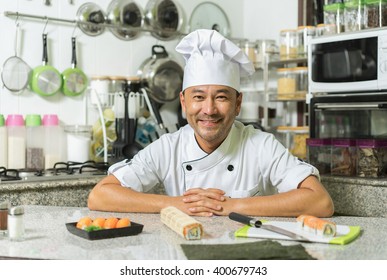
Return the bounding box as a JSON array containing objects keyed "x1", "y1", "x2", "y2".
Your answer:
[{"x1": 310, "y1": 94, "x2": 387, "y2": 138}]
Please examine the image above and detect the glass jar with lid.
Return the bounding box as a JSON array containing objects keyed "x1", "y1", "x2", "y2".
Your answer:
[
  {"x1": 277, "y1": 68, "x2": 296, "y2": 97},
  {"x1": 297, "y1": 26, "x2": 316, "y2": 58},
  {"x1": 344, "y1": 0, "x2": 366, "y2": 31},
  {"x1": 276, "y1": 126, "x2": 309, "y2": 160},
  {"x1": 324, "y1": 2, "x2": 345, "y2": 33},
  {"x1": 279, "y1": 29, "x2": 297, "y2": 60},
  {"x1": 365, "y1": 0, "x2": 387, "y2": 28},
  {"x1": 255, "y1": 39, "x2": 278, "y2": 67}
]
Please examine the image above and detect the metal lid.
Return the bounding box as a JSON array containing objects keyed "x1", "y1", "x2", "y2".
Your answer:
[
  {"x1": 9, "y1": 206, "x2": 24, "y2": 215},
  {"x1": 0, "y1": 201, "x2": 10, "y2": 210}
]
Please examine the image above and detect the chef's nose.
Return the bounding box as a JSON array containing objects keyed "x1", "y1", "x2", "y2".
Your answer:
[{"x1": 202, "y1": 97, "x2": 217, "y2": 115}]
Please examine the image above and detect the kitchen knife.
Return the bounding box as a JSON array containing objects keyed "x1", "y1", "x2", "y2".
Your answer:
[{"x1": 229, "y1": 212, "x2": 310, "y2": 242}]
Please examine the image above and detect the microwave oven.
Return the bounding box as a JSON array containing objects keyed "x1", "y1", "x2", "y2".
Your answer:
[{"x1": 308, "y1": 28, "x2": 387, "y2": 93}]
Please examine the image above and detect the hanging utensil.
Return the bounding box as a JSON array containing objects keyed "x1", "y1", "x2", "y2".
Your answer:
[
  {"x1": 62, "y1": 36, "x2": 88, "y2": 96},
  {"x1": 144, "y1": 0, "x2": 183, "y2": 40},
  {"x1": 122, "y1": 87, "x2": 143, "y2": 160},
  {"x1": 76, "y1": 2, "x2": 106, "y2": 36},
  {"x1": 30, "y1": 24, "x2": 63, "y2": 97},
  {"x1": 107, "y1": 0, "x2": 144, "y2": 41},
  {"x1": 1, "y1": 21, "x2": 31, "y2": 94},
  {"x1": 137, "y1": 45, "x2": 183, "y2": 103}
]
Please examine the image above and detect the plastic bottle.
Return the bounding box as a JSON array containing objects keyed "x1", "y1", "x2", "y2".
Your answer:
[
  {"x1": 6, "y1": 114, "x2": 26, "y2": 169},
  {"x1": 0, "y1": 115, "x2": 7, "y2": 167},
  {"x1": 25, "y1": 114, "x2": 44, "y2": 170},
  {"x1": 42, "y1": 114, "x2": 65, "y2": 169}
]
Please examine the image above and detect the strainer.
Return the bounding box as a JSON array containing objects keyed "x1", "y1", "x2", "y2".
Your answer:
[{"x1": 1, "y1": 22, "x2": 31, "y2": 93}]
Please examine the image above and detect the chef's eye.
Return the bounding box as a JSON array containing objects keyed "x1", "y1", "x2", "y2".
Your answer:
[
  {"x1": 193, "y1": 95, "x2": 205, "y2": 100},
  {"x1": 216, "y1": 95, "x2": 228, "y2": 101}
]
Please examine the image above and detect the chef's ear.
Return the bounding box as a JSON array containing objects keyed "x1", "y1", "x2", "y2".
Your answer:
[
  {"x1": 236, "y1": 91, "x2": 243, "y2": 115},
  {"x1": 179, "y1": 91, "x2": 186, "y2": 113}
]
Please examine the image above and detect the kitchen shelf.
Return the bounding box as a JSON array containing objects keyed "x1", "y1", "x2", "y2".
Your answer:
[
  {"x1": 3, "y1": 11, "x2": 186, "y2": 38},
  {"x1": 262, "y1": 55, "x2": 308, "y2": 129}
]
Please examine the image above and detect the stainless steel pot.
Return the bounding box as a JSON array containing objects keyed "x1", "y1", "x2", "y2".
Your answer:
[
  {"x1": 144, "y1": 0, "x2": 183, "y2": 40},
  {"x1": 137, "y1": 45, "x2": 183, "y2": 103}
]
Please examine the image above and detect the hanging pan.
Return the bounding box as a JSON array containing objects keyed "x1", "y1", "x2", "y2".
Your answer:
[
  {"x1": 30, "y1": 33, "x2": 63, "y2": 97},
  {"x1": 1, "y1": 21, "x2": 31, "y2": 94},
  {"x1": 62, "y1": 36, "x2": 88, "y2": 96}
]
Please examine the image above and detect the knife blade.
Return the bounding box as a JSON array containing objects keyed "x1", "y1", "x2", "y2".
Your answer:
[{"x1": 229, "y1": 212, "x2": 310, "y2": 242}]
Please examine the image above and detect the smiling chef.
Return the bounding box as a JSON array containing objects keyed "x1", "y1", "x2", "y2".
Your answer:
[{"x1": 88, "y1": 29, "x2": 334, "y2": 218}]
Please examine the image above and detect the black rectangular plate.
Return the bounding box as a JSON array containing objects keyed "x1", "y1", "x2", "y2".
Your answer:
[{"x1": 66, "y1": 222, "x2": 144, "y2": 240}]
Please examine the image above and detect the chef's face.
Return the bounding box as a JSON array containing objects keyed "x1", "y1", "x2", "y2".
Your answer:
[{"x1": 180, "y1": 85, "x2": 242, "y2": 153}]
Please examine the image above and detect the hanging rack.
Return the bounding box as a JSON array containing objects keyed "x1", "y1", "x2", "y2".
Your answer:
[{"x1": 3, "y1": 11, "x2": 184, "y2": 35}]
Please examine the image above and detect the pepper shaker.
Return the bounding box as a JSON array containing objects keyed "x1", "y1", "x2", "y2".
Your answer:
[
  {"x1": 0, "y1": 201, "x2": 9, "y2": 236},
  {"x1": 8, "y1": 206, "x2": 25, "y2": 241}
]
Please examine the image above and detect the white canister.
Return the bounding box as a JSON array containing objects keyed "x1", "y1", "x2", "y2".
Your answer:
[
  {"x1": 90, "y1": 76, "x2": 111, "y2": 106},
  {"x1": 8, "y1": 206, "x2": 25, "y2": 241},
  {"x1": 0, "y1": 115, "x2": 7, "y2": 167},
  {"x1": 65, "y1": 125, "x2": 92, "y2": 163}
]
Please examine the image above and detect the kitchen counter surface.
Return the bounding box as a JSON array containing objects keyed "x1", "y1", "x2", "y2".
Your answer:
[{"x1": 0, "y1": 205, "x2": 386, "y2": 260}]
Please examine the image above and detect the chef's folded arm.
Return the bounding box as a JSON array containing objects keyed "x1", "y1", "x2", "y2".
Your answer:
[{"x1": 88, "y1": 29, "x2": 334, "y2": 218}]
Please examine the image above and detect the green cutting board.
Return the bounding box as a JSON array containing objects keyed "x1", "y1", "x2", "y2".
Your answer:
[{"x1": 235, "y1": 221, "x2": 361, "y2": 245}]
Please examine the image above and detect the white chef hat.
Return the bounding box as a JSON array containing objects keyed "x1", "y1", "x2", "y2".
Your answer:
[{"x1": 175, "y1": 29, "x2": 255, "y2": 92}]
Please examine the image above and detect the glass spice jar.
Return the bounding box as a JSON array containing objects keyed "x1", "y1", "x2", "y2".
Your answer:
[
  {"x1": 297, "y1": 26, "x2": 316, "y2": 58},
  {"x1": 324, "y1": 2, "x2": 345, "y2": 33},
  {"x1": 356, "y1": 139, "x2": 387, "y2": 178},
  {"x1": 344, "y1": 0, "x2": 366, "y2": 32},
  {"x1": 0, "y1": 201, "x2": 9, "y2": 236},
  {"x1": 365, "y1": 0, "x2": 387, "y2": 28},
  {"x1": 277, "y1": 68, "x2": 297, "y2": 96},
  {"x1": 331, "y1": 139, "x2": 357, "y2": 176},
  {"x1": 306, "y1": 138, "x2": 332, "y2": 175},
  {"x1": 279, "y1": 29, "x2": 297, "y2": 60}
]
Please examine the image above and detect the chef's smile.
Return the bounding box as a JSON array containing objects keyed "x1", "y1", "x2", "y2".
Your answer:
[{"x1": 180, "y1": 85, "x2": 242, "y2": 153}]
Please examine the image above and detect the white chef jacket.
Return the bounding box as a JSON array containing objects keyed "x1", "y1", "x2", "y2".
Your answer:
[{"x1": 109, "y1": 121, "x2": 319, "y2": 198}]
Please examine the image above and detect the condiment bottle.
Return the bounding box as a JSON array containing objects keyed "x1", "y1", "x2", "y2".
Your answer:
[
  {"x1": 42, "y1": 114, "x2": 65, "y2": 169},
  {"x1": 25, "y1": 114, "x2": 44, "y2": 170},
  {"x1": 0, "y1": 115, "x2": 7, "y2": 167},
  {"x1": 8, "y1": 206, "x2": 25, "y2": 241},
  {"x1": 0, "y1": 201, "x2": 9, "y2": 236},
  {"x1": 6, "y1": 114, "x2": 26, "y2": 169}
]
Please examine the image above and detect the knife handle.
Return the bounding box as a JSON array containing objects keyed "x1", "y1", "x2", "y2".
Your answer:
[{"x1": 229, "y1": 212, "x2": 262, "y2": 227}]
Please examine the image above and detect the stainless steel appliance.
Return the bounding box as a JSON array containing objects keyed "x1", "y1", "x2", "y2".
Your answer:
[
  {"x1": 0, "y1": 161, "x2": 108, "y2": 183},
  {"x1": 309, "y1": 93, "x2": 387, "y2": 138}
]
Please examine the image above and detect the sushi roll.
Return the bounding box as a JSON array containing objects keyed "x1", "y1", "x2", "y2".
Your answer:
[
  {"x1": 160, "y1": 206, "x2": 203, "y2": 240},
  {"x1": 296, "y1": 215, "x2": 336, "y2": 237}
]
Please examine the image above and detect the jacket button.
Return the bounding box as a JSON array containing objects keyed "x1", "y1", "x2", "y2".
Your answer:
[
  {"x1": 186, "y1": 165, "x2": 192, "y2": 171},
  {"x1": 227, "y1": 165, "x2": 234, "y2": 171}
]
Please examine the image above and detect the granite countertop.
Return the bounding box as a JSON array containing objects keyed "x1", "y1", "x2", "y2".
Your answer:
[{"x1": 0, "y1": 205, "x2": 386, "y2": 260}]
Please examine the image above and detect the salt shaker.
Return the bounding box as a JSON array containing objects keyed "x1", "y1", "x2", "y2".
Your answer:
[
  {"x1": 0, "y1": 201, "x2": 9, "y2": 236},
  {"x1": 8, "y1": 206, "x2": 25, "y2": 241}
]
